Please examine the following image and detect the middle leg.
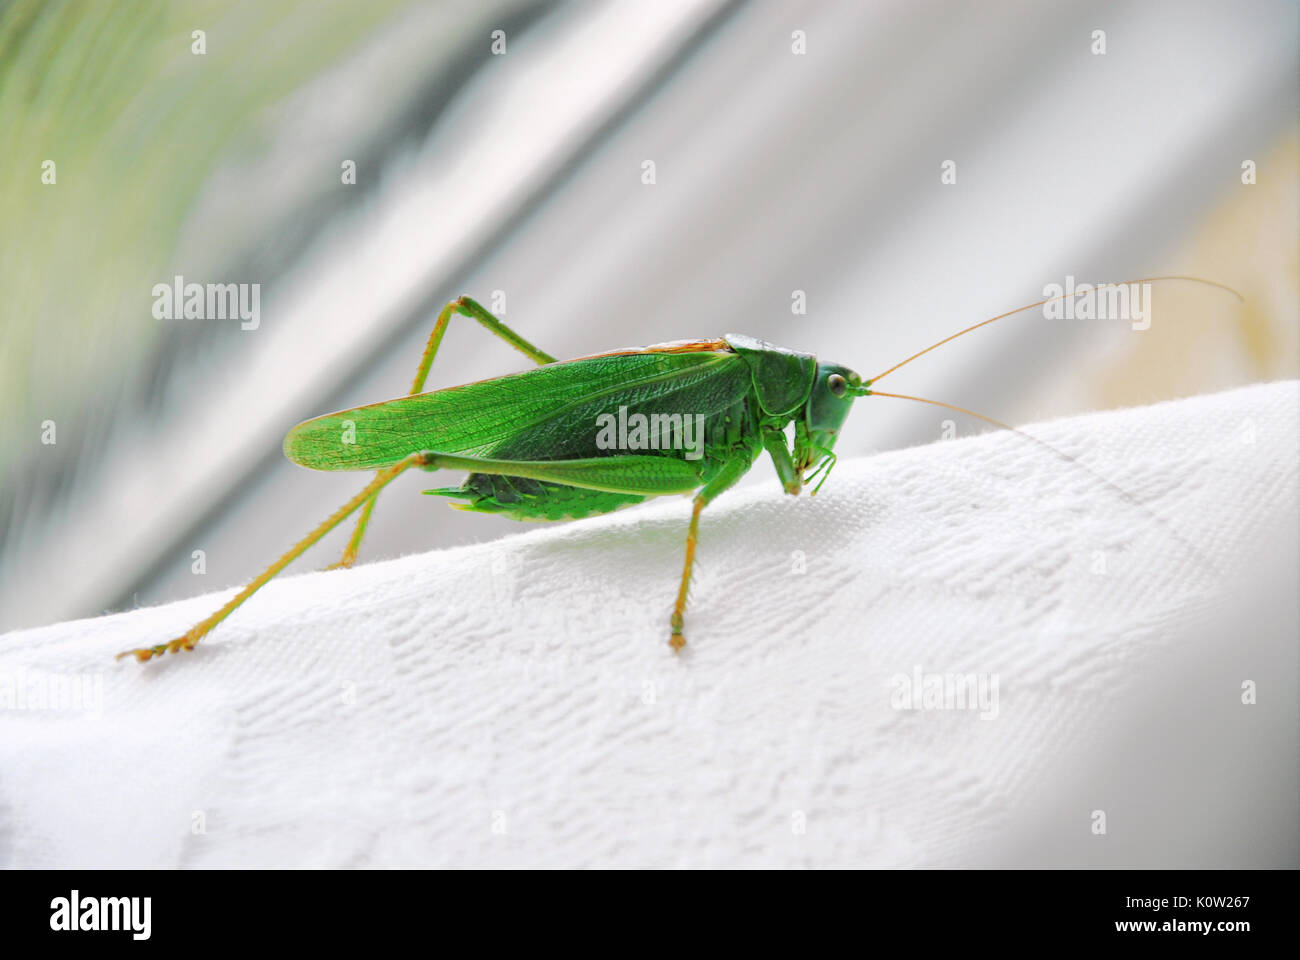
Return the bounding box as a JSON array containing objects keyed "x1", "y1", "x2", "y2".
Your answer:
[{"x1": 669, "y1": 454, "x2": 752, "y2": 651}]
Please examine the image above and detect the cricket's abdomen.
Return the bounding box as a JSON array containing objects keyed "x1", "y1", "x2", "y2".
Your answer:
[
  {"x1": 426, "y1": 475, "x2": 647, "y2": 521},
  {"x1": 428, "y1": 392, "x2": 762, "y2": 522}
]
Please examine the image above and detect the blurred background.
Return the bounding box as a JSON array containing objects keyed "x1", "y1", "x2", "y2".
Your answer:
[{"x1": 1, "y1": 0, "x2": 1296, "y2": 632}]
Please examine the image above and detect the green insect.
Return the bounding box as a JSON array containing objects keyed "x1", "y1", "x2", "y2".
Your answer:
[{"x1": 117, "y1": 278, "x2": 1236, "y2": 663}]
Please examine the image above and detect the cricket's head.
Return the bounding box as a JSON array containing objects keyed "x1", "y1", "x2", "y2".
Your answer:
[{"x1": 799, "y1": 360, "x2": 865, "y2": 464}]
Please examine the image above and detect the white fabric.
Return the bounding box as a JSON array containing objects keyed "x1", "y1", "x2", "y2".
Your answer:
[{"x1": 2, "y1": 381, "x2": 1296, "y2": 868}]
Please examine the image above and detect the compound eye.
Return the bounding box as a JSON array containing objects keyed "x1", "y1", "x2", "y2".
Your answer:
[{"x1": 827, "y1": 373, "x2": 847, "y2": 398}]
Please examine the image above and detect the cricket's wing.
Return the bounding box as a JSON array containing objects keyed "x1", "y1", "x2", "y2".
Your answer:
[{"x1": 283, "y1": 346, "x2": 750, "y2": 471}]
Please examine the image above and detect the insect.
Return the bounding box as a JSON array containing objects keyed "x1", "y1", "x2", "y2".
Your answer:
[{"x1": 116, "y1": 278, "x2": 1237, "y2": 662}]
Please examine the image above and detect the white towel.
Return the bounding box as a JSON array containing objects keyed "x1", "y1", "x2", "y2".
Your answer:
[{"x1": 1, "y1": 381, "x2": 1295, "y2": 868}]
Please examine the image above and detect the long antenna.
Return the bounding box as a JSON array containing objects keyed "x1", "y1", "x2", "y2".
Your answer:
[{"x1": 867, "y1": 276, "x2": 1242, "y2": 386}]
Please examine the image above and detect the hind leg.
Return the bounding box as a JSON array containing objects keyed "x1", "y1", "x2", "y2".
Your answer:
[{"x1": 328, "y1": 296, "x2": 556, "y2": 569}]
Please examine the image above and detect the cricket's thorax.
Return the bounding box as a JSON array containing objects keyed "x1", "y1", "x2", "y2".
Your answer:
[{"x1": 429, "y1": 348, "x2": 766, "y2": 521}]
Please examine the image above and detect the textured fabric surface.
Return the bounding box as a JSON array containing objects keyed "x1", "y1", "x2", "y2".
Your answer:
[{"x1": 1, "y1": 381, "x2": 1296, "y2": 868}]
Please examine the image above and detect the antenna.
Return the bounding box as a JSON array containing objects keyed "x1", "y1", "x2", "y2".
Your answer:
[{"x1": 866, "y1": 276, "x2": 1242, "y2": 386}]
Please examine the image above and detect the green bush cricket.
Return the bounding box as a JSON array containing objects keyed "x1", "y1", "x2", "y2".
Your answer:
[{"x1": 117, "y1": 278, "x2": 1238, "y2": 663}]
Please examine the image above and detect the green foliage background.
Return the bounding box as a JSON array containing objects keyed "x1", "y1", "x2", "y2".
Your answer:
[{"x1": 0, "y1": 0, "x2": 411, "y2": 478}]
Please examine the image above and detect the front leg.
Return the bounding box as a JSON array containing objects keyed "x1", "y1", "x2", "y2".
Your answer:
[{"x1": 762, "y1": 426, "x2": 802, "y2": 495}]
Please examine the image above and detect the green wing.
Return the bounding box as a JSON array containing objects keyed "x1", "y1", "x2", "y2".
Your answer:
[{"x1": 283, "y1": 348, "x2": 750, "y2": 471}]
